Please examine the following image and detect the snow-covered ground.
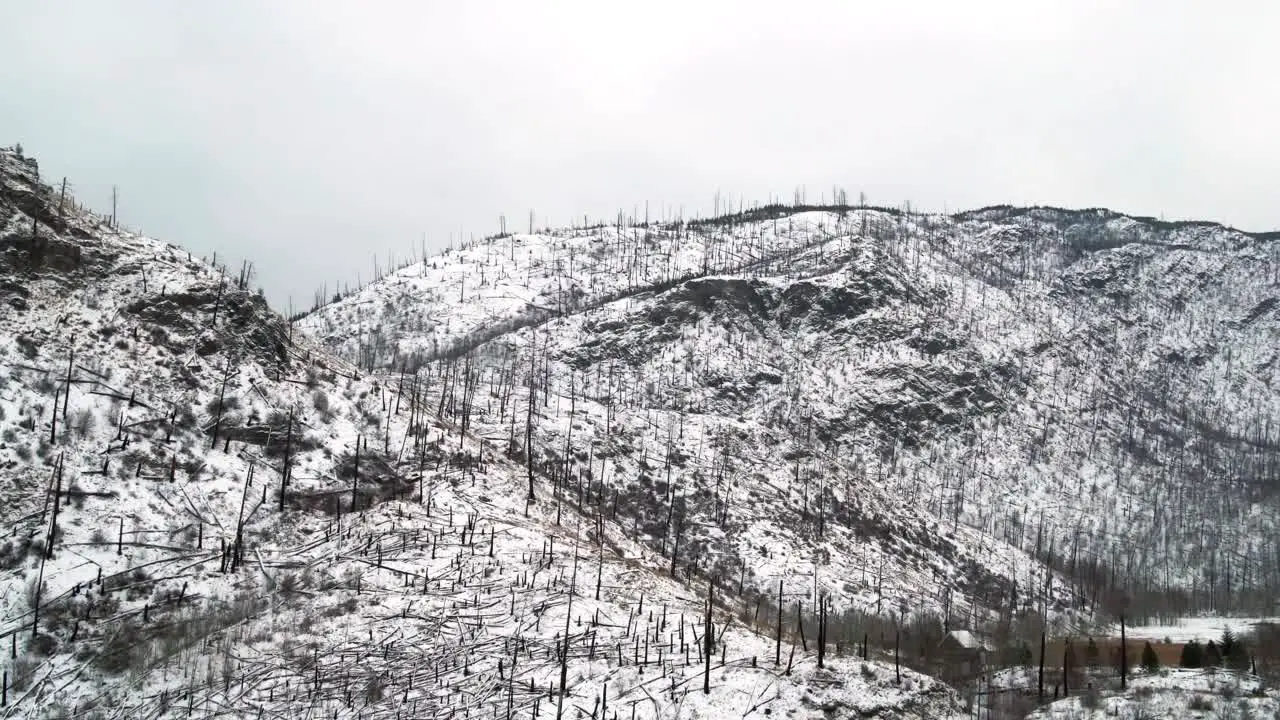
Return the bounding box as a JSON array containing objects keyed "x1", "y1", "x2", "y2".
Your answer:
[
  {"x1": 1028, "y1": 668, "x2": 1277, "y2": 720},
  {"x1": 0, "y1": 148, "x2": 970, "y2": 718},
  {"x1": 1122, "y1": 617, "x2": 1280, "y2": 644},
  {"x1": 9, "y1": 140, "x2": 1279, "y2": 717},
  {"x1": 303, "y1": 200, "x2": 1280, "y2": 634}
]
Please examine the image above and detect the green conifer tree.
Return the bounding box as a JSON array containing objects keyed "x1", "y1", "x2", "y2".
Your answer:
[
  {"x1": 1180, "y1": 640, "x2": 1203, "y2": 669},
  {"x1": 1141, "y1": 641, "x2": 1160, "y2": 673},
  {"x1": 1205, "y1": 640, "x2": 1222, "y2": 667}
]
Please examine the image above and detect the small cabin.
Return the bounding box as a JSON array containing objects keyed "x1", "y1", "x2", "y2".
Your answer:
[{"x1": 940, "y1": 630, "x2": 991, "y2": 678}]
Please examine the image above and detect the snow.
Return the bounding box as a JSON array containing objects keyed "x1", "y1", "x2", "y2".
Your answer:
[
  {"x1": 301, "y1": 200, "x2": 1280, "y2": 625},
  {"x1": 1028, "y1": 668, "x2": 1277, "y2": 720},
  {"x1": 946, "y1": 630, "x2": 983, "y2": 650},
  {"x1": 0, "y1": 148, "x2": 967, "y2": 718},
  {"x1": 8, "y1": 142, "x2": 1280, "y2": 718},
  {"x1": 1122, "y1": 617, "x2": 1280, "y2": 644}
]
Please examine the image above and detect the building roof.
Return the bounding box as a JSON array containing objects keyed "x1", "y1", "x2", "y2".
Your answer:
[{"x1": 943, "y1": 630, "x2": 994, "y2": 652}]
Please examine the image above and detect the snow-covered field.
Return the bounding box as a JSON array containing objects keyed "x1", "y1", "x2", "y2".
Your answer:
[
  {"x1": 1028, "y1": 668, "x2": 1277, "y2": 719},
  {"x1": 1122, "y1": 617, "x2": 1280, "y2": 644}
]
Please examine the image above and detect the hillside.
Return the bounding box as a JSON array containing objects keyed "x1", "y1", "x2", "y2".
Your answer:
[
  {"x1": 301, "y1": 201, "x2": 1280, "y2": 630},
  {"x1": 0, "y1": 148, "x2": 971, "y2": 719}
]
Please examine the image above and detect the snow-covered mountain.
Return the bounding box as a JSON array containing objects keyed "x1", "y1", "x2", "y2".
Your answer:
[
  {"x1": 0, "y1": 149, "x2": 970, "y2": 718},
  {"x1": 301, "y1": 201, "x2": 1280, "y2": 626}
]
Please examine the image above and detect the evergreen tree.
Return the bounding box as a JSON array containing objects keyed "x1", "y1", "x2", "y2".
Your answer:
[
  {"x1": 1141, "y1": 641, "x2": 1160, "y2": 673},
  {"x1": 1012, "y1": 642, "x2": 1032, "y2": 667},
  {"x1": 1084, "y1": 637, "x2": 1101, "y2": 669},
  {"x1": 1223, "y1": 629, "x2": 1250, "y2": 671},
  {"x1": 1205, "y1": 640, "x2": 1222, "y2": 667},
  {"x1": 1180, "y1": 640, "x2": 1203, "y2": 669}
]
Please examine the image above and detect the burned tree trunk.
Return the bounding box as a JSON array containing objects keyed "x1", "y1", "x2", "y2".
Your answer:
[
  {"x1": 279, "y1": 409, "x2": 293, "y2": 512},
  {"x1": 210, "y1": 356, "x2": 233, "y2": 450},
  {"x1": 1038, "y1": 630, "x2": 1046, "y2": 703},
  {"x1": 351, "y1": 435, "x2": 362, "y2": 512},
  {"x1": 1120, "y1": 614, "x2": 1127, "y2": 690},
  {"x1": 775, "y1": 579, "x2": 783, "y2": 665},
  {"x1": 704, "y1": 577, "x2": 714, "y2": 694},
  {"x1": 817, "y1": 593, "x2": 827, "y2": 669},
  {"x1": 526, "y1": 349, "x2": 536, "y2": 504}
]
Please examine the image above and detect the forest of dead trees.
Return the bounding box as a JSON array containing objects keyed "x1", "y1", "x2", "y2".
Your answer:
[
  {"x1": 5, "y1": 153, "x2": 1279, "y2": 719},
  {"x1": 313, "y1": 196, "x2": 1280, "y2": 622}
]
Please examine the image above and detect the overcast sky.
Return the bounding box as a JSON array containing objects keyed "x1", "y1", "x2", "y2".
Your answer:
[{"x1": 4, "y1": 1, "x2": 1278, "y2": 309}]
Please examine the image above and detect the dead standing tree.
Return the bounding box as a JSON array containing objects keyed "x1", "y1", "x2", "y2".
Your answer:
[
  {"x1": 209, "y1": 355, "x2": 237, "y2": 450},
  {"x1": 555, "y1": 540, "x2": 579, "y2": 720},
  {"x1": 351, "y1": 435, "x2": 363, "y2": 512},
  {"x1": 526, "y1": 345, "x2": 537, "y2": 506},
  {"x1": 278, "y1": 409, "x2": 294, "y2": 512}
]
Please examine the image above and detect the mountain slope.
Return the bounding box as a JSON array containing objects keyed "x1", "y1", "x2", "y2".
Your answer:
[
  {"x1": 301, "y1": 203, "x2": 1280, "y2": 626},
  {"x1": 0, "y1": 149, "x2": 964, "y2": 719}
]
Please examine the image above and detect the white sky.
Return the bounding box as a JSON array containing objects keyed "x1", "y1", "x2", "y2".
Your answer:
[{"x1": 3, "y1": 1, "x2": 1278, "y2": 308}]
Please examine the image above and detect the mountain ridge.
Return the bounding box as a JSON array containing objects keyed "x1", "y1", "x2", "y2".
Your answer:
[{"x1": 302, "y1": 198, "x2": 1280, "y2": 626}]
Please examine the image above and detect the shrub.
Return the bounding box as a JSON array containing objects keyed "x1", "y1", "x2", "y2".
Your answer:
[
  {"x1": 0, "y1": 539, "x2": 25, "y2": 569},
  {"x1": 29, "y1": 632, "x2": 58, "y2": 657},
  {"x1": 322, "y1": 597, "x2": 358, "y2": 617},
  {"x1": 1080, "y1": 684, "x2": 1102, "y2": 709},
  {"x1": 205, "y1": 394, "x2": 240, "y2": 416},
  {"x1": 9, "y1": 656, "x2": 38, "y2": 691},
  {"x1": 70, "y1": 408, "x2": 96, "y2": 438},
  {"x1": 174, "y1": 404, "x2": 199, "y2": 432},
  {"x1": 1187, "y1": 694, "x2": 1213, "y2": 711},
  {"x1": 278, "y1": 572, "x2": 301, "y2": 595},
  {"x1": 364, "y1": 675, "x2": 385, "y2": 703},
  {"x1": 24, "y1": 575, "x2": 42, "y2": 608},
  {"x1": 94, "y1": 621, "x2": 152, "y2": 673}
]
